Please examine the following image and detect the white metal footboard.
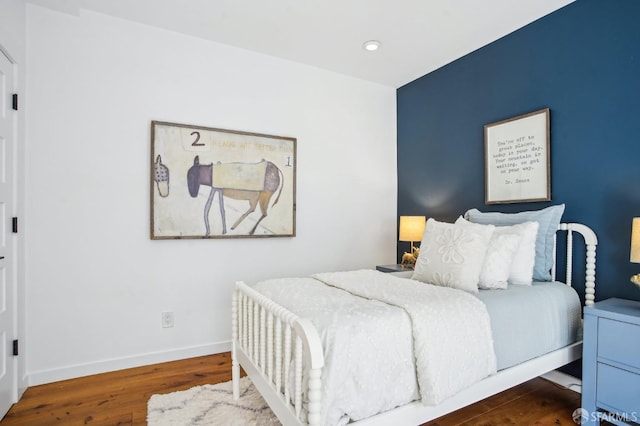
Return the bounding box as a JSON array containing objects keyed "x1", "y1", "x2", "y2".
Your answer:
[{"x1": 232, "y1": 281, "x2": 324, "y2": 426}]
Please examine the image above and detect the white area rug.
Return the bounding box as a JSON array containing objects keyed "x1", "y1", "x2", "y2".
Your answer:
[{"x1": 147, "y1": 377, "x2": 281, "y2": 425}]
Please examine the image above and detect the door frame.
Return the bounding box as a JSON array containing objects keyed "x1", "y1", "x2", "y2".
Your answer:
[{"x1": 0, "y1": 43, "x2": 26, "y2": 412}]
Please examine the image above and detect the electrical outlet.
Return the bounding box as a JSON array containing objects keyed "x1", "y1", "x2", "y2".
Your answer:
[{"x1": 161, "y1": 311, "x2": 174, "y2": 328}]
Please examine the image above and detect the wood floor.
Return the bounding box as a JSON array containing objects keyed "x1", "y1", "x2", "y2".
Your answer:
[{"x1": 1, "y1": 352, "x2": 581, "y2": 425}]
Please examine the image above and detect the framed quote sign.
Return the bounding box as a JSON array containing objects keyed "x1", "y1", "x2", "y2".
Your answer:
[
  {"x1": 151, "y1": 121, "x2": 296, "y2": 239},
  {"x1": 484, "y1": 108, "x2": 551, "y2": 204}
]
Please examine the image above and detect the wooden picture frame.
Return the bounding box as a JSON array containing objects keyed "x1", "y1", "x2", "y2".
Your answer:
[
  {"x1": 151, "y1": 121, "x2": 296, "y2": 239},
  {"x1": 484, "y1": 108, "x2": 551, "y2": 204}
]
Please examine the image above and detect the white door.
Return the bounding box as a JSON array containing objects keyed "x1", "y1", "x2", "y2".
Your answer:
[{"x1": 0, "y1": 50, "x2": 17, "y2": 418}]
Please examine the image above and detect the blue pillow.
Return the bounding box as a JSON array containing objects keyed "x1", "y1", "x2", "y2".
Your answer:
[{"x1": 464, "y1": 204, "x2": 565, "y2": 282}]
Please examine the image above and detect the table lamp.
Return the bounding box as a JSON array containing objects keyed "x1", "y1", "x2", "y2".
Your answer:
[
  {"x1": 630, "y1": 217, "x2": 640, "y2": 287},
  {"x1": 399, "y1": 216, "x2": 426, "y2": 267}
]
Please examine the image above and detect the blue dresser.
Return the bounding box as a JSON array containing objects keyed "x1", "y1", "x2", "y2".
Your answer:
[{"x1": 582, "y1": 298, "x2": 640, "y2": 425}]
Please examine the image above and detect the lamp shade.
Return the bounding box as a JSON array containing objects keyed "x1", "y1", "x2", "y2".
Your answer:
[
  {"x1": 399, "y1": 216, "x2": 426, "y2": 242},
  {"x1": 631, "y1": 217, "x2": 640, "y2": 263}
]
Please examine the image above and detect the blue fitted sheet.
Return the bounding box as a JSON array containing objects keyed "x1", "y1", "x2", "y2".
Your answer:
[{"x1": 476, "y1": 281, "x2": 582, "y2": 370}]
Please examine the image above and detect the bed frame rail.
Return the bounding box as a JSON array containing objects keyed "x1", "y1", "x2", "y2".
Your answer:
[{"x1": 232, "y1": 281, "x2": 324, "y2": 426}]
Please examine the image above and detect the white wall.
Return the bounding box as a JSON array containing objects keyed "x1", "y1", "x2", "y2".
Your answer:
[{"x1": 25, "y1": 5, "x2": 397, "y2": 385}]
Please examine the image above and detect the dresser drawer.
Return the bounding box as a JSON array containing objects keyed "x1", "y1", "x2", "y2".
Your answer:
[
  {"x1": 597, "y1": 363, "x2": 640, "y2": 416},
  {"x1": 598, "y1": 318, "x2": 640, "y2": 369}
]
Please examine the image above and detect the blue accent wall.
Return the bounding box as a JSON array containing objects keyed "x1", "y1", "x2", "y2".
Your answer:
[{"x1": 397, "y1": 0, "x2": 640, "y2": 302}]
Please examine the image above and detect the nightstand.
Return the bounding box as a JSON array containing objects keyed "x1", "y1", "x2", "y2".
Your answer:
[
  {"x1": 376, "y1": 264, "x2": 413, "y2": 273},
  {"x1": 582, "y1": 298, "x2": 640, "y2": 425}
]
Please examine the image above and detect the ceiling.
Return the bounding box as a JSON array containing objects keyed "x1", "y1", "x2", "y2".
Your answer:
[{"x1": 26, "y1": 0, "x2": 575, "y2": 88}]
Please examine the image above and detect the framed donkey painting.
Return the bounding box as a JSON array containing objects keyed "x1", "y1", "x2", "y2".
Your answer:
[{"x1": 151, "y1": 121, "x2": 296, "y2": 239}]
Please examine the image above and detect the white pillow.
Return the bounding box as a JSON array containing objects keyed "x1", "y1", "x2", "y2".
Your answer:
[
  {"x1": 494, "y1": 221, "x2": 539, "y2": 285},
  {"x1": 464, "y1": 205, "x2": 564, "y2": 281},
  {"x1": 455, "y1": 217, "x2": 521, "y2": 289},
  {"x1": 412, "y1": 218, "x2": 494, "y2": 293}
]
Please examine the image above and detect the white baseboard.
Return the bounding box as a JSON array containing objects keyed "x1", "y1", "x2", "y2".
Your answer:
[
  {"x1": 541, "y1": 369, "x2": 582, "y2": 393},
  {"x1": 27, "y1": 340, "x2": 232, "y2": 386}
]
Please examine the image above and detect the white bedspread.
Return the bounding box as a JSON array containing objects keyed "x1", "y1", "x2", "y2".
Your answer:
[
  {"x1": 253, "y1": 270, "x2": 497, "y2": 424},
  {"x1": 313, "y1": 270, "x2": 497, "y2": 405}
]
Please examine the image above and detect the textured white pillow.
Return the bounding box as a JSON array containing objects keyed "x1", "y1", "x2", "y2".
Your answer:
[
  {"x1": 494, "y1": 221, "x2": 539, "y2": 285},
  {"x1": 455, "y1": 217, "x2": 521, "y2": 289},
  {"x1": 412, "y1": 218, "x2": 494, "y2": 293},
  {"x1": 464, "y1": 205, "x2": 564, "y2": 281}
]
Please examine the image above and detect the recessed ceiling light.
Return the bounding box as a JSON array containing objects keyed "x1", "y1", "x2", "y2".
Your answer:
[{"x1": 362, "y1": 40, "x2": 381, "y2": 51}]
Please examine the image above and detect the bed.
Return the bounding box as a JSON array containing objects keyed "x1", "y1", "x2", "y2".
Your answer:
[{"x1": 231, "y1": 219, "x2": 597, "y2": 426}]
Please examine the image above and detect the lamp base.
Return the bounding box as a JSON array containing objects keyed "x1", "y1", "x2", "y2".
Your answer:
[
  {"x1": 400, "y1": 246, "x2": 420, "y2": 269},
  {"x1": 631, "y1": 274, "x2": 640, "y2": 288},
  {"x1": 401, "y1": 252, "x2": 416, "y2": 268}
]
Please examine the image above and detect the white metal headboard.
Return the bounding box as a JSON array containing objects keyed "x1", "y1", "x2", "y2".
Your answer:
[{"x1": 551, "y1": 223, "x2": 598, "y2": 306}]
